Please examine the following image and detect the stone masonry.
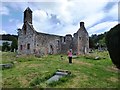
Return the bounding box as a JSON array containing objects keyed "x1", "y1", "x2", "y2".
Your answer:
[{"x1": 18, "y1": 7, "x2": 89, "y2": 55}]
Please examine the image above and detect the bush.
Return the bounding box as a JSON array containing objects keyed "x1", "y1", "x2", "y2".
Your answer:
[
  {"x1": 105, "y1": 24, "x2": 120, "y2": 69},
  {"x1": 2, "y1": 42, "x2": 11, "y2": 51}
]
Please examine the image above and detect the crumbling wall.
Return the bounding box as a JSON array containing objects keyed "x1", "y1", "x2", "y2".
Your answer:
[
  {"x1": 34, "y1": 32, "x2": 62, "y2": 56},
  {"x1": 18, "y1": 23, "x2": 35, "y2": 55}
]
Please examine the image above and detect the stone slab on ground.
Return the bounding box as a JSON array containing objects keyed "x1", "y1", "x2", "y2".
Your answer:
[
  {"x1": 47, "y1": 70, "x2": 71, "y2": 83},
  {"x1": 47, "y1": 74, "x2": 63, "y2": 83},
  {"x1": 0, "y1": 63, "x2": 13, "y2": 69},
  {"x1": 72, "y1": 55, "x2": 78, "y2": 59}
]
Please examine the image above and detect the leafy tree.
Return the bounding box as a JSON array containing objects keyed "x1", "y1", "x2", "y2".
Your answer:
[
  {"x1": 0, "y1": 34, "x2": 18, "y2": 52},
  {"x1": 9, "y1": 36, "x2": 18, "y2": 52},
  {"x1": 105, "y1": 24, "x2": 120, "y2": 69},
  {"x1": 89, "y1": 37, "x2": 95, "y2": 49},
  {"x1": 0, "y1": 46, "x2": 2, "y2": 51},
  {"x1": 2, "y1": 42, "x2": 11, "y2": 51},
  {"x1": 98, "y1": 37, "x2": 106, "y2": 47},
  {"x1": 90, "y1": 33, "x2": 107, "y2": 49}
]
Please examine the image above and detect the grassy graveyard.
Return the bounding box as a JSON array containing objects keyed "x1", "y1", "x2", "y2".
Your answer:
[{"x1": 1, "y1": 51, "x2": 119, "y2": 88}]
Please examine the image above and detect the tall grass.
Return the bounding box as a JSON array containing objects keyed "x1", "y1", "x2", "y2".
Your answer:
[{"x1": 1, "y1": 51, "x2": 119, "y2": 88}]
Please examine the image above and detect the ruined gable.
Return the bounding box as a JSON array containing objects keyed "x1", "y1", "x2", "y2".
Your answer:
[{"x1": 76, "y1": 22, "x2": 89, "y2": 54}]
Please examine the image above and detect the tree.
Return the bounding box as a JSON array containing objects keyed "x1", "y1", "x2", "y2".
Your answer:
[
  {"x1": 90, "y1": 33, "x2": 107, "y2": 49},
  {"x1": 10, "y1": 36, "x2": 18, "y2": 52},
  {"x1": 89, "y1": 37, "x2": 95, "y2": 49},
  {"x1": 105, "y1": 24, "x2": 120, "y2": 69},
  {"x1": 0, "y1": 34, "x2": 18, "y2": 52},
  {"x1": 0, "y1": 46, "x2": 2, "y2": 51},
  {"x1": 98, "y1": 37, "x2": 106, "y2": 48},
  {"x1": 2, "y1": 42, "x2": 11, "y2": 51}
]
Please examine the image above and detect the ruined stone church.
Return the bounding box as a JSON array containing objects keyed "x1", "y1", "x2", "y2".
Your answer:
[{"x1": 18, "y1": 7, "x2": 89, "y2": 55}]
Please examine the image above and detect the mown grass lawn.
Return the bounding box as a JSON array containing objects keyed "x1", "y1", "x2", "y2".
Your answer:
[{"x1": 1, "y1": 51, "x2": 119, "y2": 88}]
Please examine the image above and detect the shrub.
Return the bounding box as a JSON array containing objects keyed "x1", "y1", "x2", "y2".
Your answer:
[{"x1": 105, "y1": 24, "x2": 120, "y2": 69}]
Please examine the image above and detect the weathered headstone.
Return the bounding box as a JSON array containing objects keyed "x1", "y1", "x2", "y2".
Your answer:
[
  {"x1": 0, "y1": 63, "x2": 13, "y2": 69},
  {"x1": 47, "y1": 70, "x2": 71, "y2": 83},
  {"x1": 94, "y1": 56, "x2": 100, "y2": 60},
  {"x1": 72, "y1": 55, "x2": 78, "y2": 59}
]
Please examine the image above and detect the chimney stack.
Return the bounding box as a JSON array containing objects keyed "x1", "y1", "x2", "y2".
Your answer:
[{"x1": 80, "y1": 22, "x2": 84, "y2": 27}]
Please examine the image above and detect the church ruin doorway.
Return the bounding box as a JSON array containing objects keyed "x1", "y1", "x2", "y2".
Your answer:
[{"x1": 50, "y1": 45, "x2": 54, "y2": 54}]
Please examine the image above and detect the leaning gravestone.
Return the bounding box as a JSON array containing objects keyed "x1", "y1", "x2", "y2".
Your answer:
[
  {"x1": 105, "y1": 24, "x2": 120, "y2": 69},
  {"x1": 47, "y1": 70, "x2": 71, "y2": 84}
]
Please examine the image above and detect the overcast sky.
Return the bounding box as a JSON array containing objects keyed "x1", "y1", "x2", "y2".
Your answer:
[{"x1": 0, "y1": 0, "x2": 119, "y2": 36}]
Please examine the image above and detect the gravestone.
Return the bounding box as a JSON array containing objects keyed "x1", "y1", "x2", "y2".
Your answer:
[
  {"x1": 47, "y1": 70, "x2": 71, "y2": 83},
  {"x1": 72, "y1": 55, "x2": 78, "y2": 59},
  {"x1": 94, "y1": 56, "x2": 100, "y2": 60},
  {"x1": 0, "y1": 63, "x2": 13, "y2": 69}
]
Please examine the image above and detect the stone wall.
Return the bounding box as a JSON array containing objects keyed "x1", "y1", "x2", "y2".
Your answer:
[
  {"x1": 34, "y1": 32, "x2": 62, "y2": 55},
  {"x1": 76, "y1": 22, "x2": 89, "y2": 54},
  {"x1": 18, "y1": 21, "x2": 89, "y2": 55},
  {"x1": 18, "y1": 7, "x2": 89, "y2": 55},
  {"x1": 18, "y1": 22, "x2": 35, "y2": 55},
  {"x1": 60, "y1": 34, "x2": 72, "y2": 54}
]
